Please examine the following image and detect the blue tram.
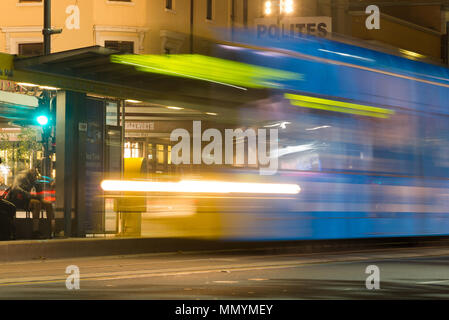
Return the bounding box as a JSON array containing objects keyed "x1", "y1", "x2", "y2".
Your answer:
[
  {"x1": 109, "y1": 31, "x2": 449, "y2": 241},
  {"x1": 202, "y1": 30, "x2": 449, "y2": 240}
]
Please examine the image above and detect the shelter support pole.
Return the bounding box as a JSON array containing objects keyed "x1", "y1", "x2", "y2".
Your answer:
[{"x1": 55, "y1": 91, "x2": 87, "y2": 237}]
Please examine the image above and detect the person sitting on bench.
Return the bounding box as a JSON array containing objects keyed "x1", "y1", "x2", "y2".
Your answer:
[{"x1": 6, "y1": 169, "x2": 54, "y2": 239}]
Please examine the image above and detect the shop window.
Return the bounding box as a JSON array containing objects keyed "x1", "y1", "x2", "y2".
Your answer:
[
  {"x1": 124, "y1": 142, "x2": 141, "y2": 158},
  {"x1": 157, "y1": 144, "x2": 165, "y2": 164}
]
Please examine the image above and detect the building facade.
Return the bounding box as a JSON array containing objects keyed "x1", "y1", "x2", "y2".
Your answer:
[{"x1": 1, "y1": 0, "x2": 448, "y2": 61}]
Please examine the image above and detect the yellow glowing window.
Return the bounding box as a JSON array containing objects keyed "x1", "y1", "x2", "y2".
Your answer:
[
  {"x1": 167, "y1": 146, "x2": 172, "y2": 165},
  {"x1": 157, "y1": 144, "x2": 165, "y2": 164},
  {"x1": 147, "y1": 144, "x2": 153, "y2": 160},
  {"x1": 125, "y1": 142, "x2": 141, "y2": 158}
]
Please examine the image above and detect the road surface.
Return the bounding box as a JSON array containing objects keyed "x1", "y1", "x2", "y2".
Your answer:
[{"x1": 1, "y1": 246, "x2": 449, "y2": 299}]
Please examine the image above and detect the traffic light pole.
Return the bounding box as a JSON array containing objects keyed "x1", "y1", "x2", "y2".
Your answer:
[
  {"x1": 43, "y1": 0, "x2": 51, "y2": 55},
  {"x1": 38, "y1": 91, "x2": 52, "y2": 181},
  {"x1": 43, "y1": 0, "x2": 62, "y2": 55}
]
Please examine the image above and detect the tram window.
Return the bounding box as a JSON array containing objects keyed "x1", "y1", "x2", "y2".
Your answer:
[{"x1": 157, "y1": 144, "x2": 165, "y2": 164}]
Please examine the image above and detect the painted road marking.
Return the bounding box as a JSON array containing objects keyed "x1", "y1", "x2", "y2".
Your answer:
[{"x1": 418, "y1": 280, "x2": 449, "y2": 285}]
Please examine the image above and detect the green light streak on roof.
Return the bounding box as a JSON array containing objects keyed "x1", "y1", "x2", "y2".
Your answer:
[
  {"x1": 111, "y1": 54, "x2": 301, "y2": 89},
  {"x1": 285, "y1": 93, "x2": 395, "y2": 119}
]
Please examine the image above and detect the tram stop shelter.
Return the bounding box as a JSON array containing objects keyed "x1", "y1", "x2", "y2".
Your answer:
[{"x1": 0, "y1": 45, "x2": 272, "y2": 238}]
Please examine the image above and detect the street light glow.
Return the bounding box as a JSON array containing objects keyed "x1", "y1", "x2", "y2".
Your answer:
[
  {"x1": 264, "y1": 1, "x2": 272, "y2": 15},
  {"x1": 284, "y1": 0, "x2": 294, "y2": 13},
  {"x1": 265, "y1": 0, "x2": 294, "y2": 16}
]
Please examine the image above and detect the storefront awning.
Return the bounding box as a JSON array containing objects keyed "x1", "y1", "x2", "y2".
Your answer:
[{"x1": 0, "y1": 90, "x2": 38, "y2": 124}]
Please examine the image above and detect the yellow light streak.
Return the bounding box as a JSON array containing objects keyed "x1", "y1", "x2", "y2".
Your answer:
[
  {"x1": 399, "y1": 49, "x2": 425, "y2": 59},
  {"x1": 285, "y1": 93, "x2": 394, "y2": 118},
  {"x1": 39, "y1": 86, "x2": 60, "y2": 90},
  {"x1": 17, "y1": 82, "x2": 39, "y2": 87},
  {"x1": 167, "y1": 106, "x2": 184, "y2": 110},
  {"x1": 111, "y1": 54, "x2": 300, "y2": 90}
]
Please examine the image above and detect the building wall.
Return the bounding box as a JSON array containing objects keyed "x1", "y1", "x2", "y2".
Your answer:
[
  {"x1": 382, "y1": 5, "x2": 441, "y2": 32},
  {"x1": 53, "y1": 0, "x2": 95, "y2": 52},
  {"x1": 0, "y1": 0, "x2": 444, "y2": 61},
  {"x1": 144, "y1": 0, "x2": 232, "y2": 54},
  {"x1": 351, "y1": 12, "x2": 442, "y2": 60},
  {"x1": 145, "y1": 0, "x2": 191, "y2": 54},
  {"x1": 0, "y1": 0, "x2": 330, "y2": 55},
  {"x1": 93, "y1": 0, "x2": 147, "y2": 53},
  {"x1": 243, "y1": 0, "x2": 327, "y2": 28},
  {"x1": 0, "y1": 0, "x2": 147, "y2": 55},
  {"x1": 346, "y1": 0, "x2": 444, "y2": 61},
  {"x1": 0, "y1": 0, "x2": 95, "y2": 54}
]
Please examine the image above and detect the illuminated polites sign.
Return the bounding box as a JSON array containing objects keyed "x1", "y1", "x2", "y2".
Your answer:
[{"x1": 255, "y1": 16, "x2": 332, "y2": 39}]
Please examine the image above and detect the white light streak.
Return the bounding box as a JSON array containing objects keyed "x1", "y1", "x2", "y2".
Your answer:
[{"x1": 101, "y1": 180, "x2": 301, "y2": 195}]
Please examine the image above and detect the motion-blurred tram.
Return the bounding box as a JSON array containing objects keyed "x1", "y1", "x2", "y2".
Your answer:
[
  {"x1": 212, "y1": 30, "x2": 449, "y2": 240},
  {"x1": 108, "y1": 31, "x2": 449, "y2": 240}
]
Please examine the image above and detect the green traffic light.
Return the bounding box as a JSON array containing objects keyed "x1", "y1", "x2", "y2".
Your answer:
[{"x1": 37, "y1": 115, "x2": 49, "y2": 126}]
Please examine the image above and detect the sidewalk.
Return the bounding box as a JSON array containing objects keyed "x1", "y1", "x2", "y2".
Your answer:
[{"x1": 1, "y1": 235, "x2": 449, "y2": 263}]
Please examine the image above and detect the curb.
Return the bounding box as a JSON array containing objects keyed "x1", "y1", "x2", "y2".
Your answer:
[{"x1": 1, "y1": 236, "x2": 449, "y2": 263}]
